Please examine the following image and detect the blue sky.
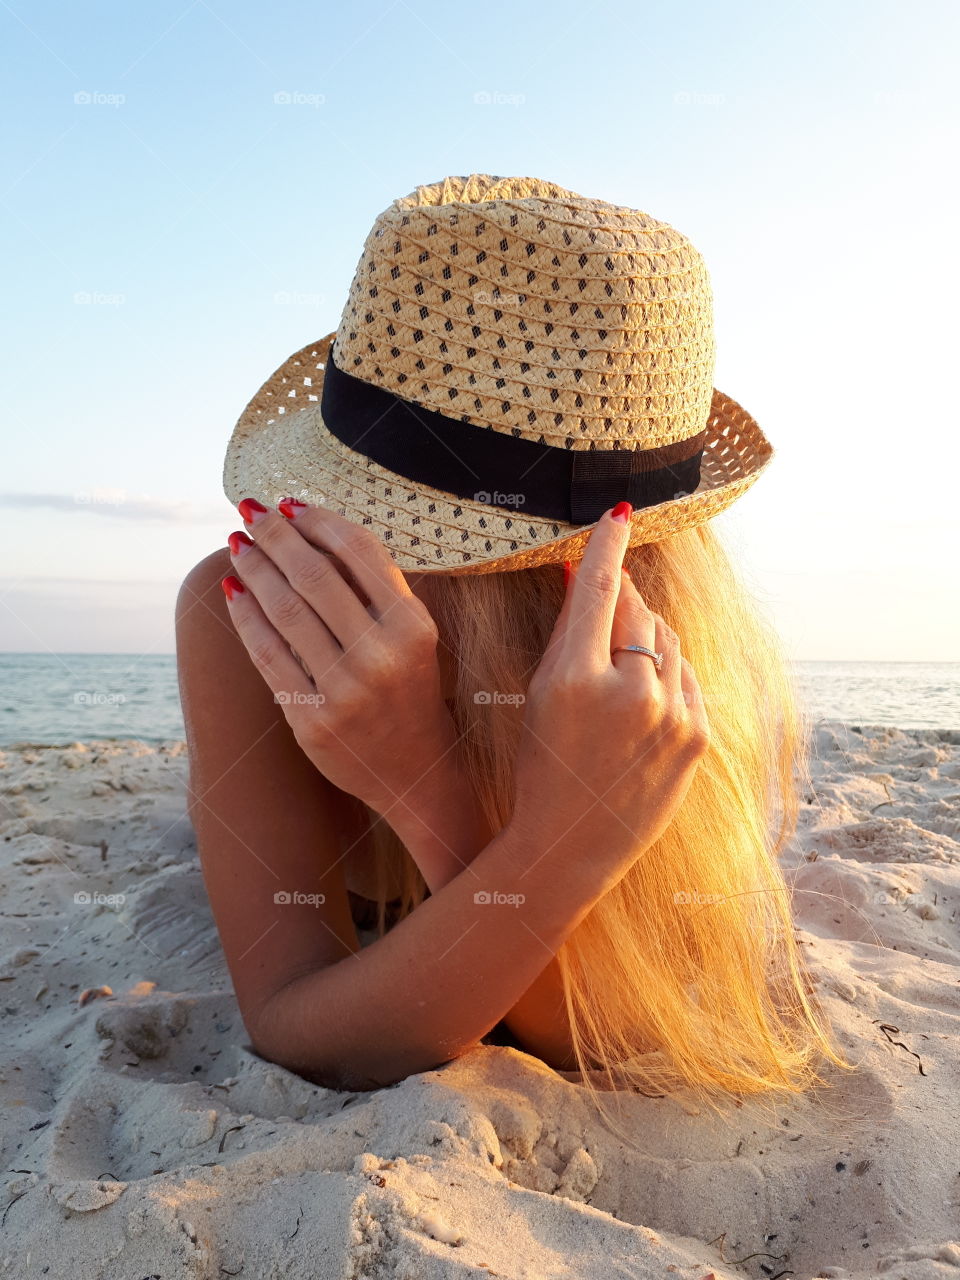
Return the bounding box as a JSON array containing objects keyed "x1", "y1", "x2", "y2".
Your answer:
[{"x1": 1, "y1": 0, "x2": 957, "y2": 658}]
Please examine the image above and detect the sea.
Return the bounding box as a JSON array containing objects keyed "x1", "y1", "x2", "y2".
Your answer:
[{"x1": 0, "y1": 654, "x2": 957, "y2": 746}]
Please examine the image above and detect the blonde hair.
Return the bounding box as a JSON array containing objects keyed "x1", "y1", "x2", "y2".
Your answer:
[{"x1": 352, "y1": 522, "x2": 854, "y2": 1122}]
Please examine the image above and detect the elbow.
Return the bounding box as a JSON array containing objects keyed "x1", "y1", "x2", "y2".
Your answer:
[
  {"x1": 241, "y1": 1004, "x2": 410, "y2": 1094},
  {"x1": 245, "y1": 1016, "x2": 465, "y2": 1095},
  {"x1": 261, "y1": 1048, "x2": 411, "y2": 1094},
  {"x1": 241, "y1": 1002, "x2": 342, "y2": 1090},
  {"x1": 241, "y1": 977, "x2": 472, "y2": 1093},
  {"x1": 244, "y1": 1021, "x2": 352, "y2": 1092}
]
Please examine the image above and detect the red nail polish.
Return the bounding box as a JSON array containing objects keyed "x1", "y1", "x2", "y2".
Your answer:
[
  {"x1": 278, "y1": 497, "x2": 308, "y2": 520},
  {"x1": 238, "y1": 498, "x2": 268, "y2": 524},
  {"x1": 221, "y1": 575, "x2": 245, "y2": 600},
  {"x1": 563, "y1": 560, "x2": 572, "y2": 588},
  {"x1": 611, "y1": 501, "x2": 633, "y2": 524},
  {"x1": 227, "y1": 530, "x2": 254, "y2": 555}
]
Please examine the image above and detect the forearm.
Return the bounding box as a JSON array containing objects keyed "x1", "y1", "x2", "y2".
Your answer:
[
  {"x1": 364, "y1": 767, "x2": 580, "y2": 1066},
  {"x1": 373, "y1": 763, "x2": 495, "y2": 894},
  {"x1": 249, "y1": 816, "x2": 621, "y2": 1089}
]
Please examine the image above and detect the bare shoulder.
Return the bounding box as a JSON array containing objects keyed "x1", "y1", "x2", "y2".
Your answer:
[{"x1": 175, "y1": 548, "x2": 360, "y2": 1045}]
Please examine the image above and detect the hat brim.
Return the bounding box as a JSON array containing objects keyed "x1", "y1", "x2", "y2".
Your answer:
[{"x1": 223, "y1": 332, "x2": 774, "y2": 575}]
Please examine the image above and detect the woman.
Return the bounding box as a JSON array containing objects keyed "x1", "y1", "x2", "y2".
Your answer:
[{"x1": 176, "y1": 174, "x2": 850, "y2": 1121}]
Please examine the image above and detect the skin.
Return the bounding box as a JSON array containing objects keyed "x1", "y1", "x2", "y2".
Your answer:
[{"x1": 175, "y1": 502, "x2": 710, "y2": 1089}]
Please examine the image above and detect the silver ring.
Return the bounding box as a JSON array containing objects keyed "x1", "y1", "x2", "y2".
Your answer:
[{"x1": 611, "y1": 644, "x2": 664, "y2": 670}]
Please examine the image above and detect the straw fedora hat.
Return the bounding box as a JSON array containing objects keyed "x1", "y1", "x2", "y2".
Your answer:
[{"x1": 223, "y1": 174, "x2": 773, "y2": 575}]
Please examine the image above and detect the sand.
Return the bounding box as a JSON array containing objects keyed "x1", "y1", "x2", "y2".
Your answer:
[{"x1": 2, "y1": 720, "x2": 960, "y2": 1279}]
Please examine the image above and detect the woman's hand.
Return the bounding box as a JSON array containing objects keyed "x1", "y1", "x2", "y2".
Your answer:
[
  {"x1": 511, "y1": 502, "x2": 711, "y2": 883},
  {"x1": 220, "y1": 498, "x2": 460, "y2": 824}
]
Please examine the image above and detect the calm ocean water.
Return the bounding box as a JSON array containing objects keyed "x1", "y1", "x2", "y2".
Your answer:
[{"x1": 0, "y1": 655, "x2": 957, "y2": 746}]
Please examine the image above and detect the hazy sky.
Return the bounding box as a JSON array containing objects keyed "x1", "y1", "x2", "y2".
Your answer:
[{"x1": 2, "y1": 0, "x2": 957, "y2": 660}]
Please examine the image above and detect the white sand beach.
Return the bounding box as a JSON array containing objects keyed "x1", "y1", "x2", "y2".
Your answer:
[{"x1": 2, "y1": 720, "x2": 960, "y2": 1279}]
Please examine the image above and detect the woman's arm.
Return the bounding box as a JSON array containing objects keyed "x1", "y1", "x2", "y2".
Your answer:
[
  {"x1": 176, "y1": 548, "x2": 579, "y2": 1082},
  {"x1": 204, "y1": 501, "x2": 708, "y2": 1088},
  {"x1": 381, "y1": 759, "x2": 581, "y2": 1069},
  {"x1": 253, "y1": 808, "x2": 623, "y2": 1089},
  {"x1": 176, "y1": 549, "x2": 363, "y2": 1016},
  {"x1": 223, "y1": 501, "x2": 491, "y2": 897}
]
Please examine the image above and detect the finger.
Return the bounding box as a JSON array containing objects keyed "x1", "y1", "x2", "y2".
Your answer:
[
  {"x1": 275, "y1": 499, "x2": 416, "y2": 621},
  {"x1": 609, "y1": 567, "x2": 659, "y2": 681},
  {"x1": 613, "y1": 571, "x2": 685, "y2": 707},
  {"x1": 237, "y1": 503, "x2": 380, "y2": 651},
  {"x1": 652, "y1": 611, "x2": 683, "y2": 704},
  {"x1": 553, "y1": 502, "x2": 634, "y2": 667},
  {"x1": 679, "y1": 655, "x2": 709, "y2": 737},
  {"x1": 220, "y1": 575, "x2": 316, "y2": 705},
  {"x1": 227, "y1": 530, "x2": 343, "y2": 678}
]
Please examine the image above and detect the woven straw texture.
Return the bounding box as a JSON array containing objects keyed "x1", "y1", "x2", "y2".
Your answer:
[{"x1": 223, "y1": 175, "x2": 773, "y2": 574}]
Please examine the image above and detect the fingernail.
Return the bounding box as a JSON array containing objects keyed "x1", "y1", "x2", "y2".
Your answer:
[
  {"x1": 611, "y1": 501, "x2": 633, "y2": 524},
  {"x1": 227, "y1": 530, "x2": 254, "y2": 556},
  {"x1": 278, "y1": 497, "x2": 308, "y2": 520},
  {"x1": 563, "y1": 560, "x2": 572, "y2": 589},
  {"x1": 221, "y1": 575, "x2": 245, "y2": 600},
  {"x1": 238, "y1": 498, "x2": 269, "y2": 525}
]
